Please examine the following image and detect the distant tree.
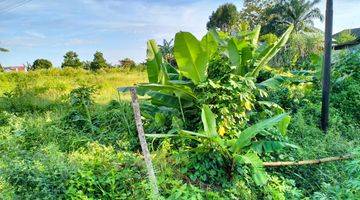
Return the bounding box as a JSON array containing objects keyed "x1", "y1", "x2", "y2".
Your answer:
[
  {"x1": 158, "y1": 39, "x2": 177, "y2": 66},
  {"x1": 0, "y1": 63, "x2": 4, "y2": 72},
  {"x1": 90, "y1": 51, "x2": 108, "y2": 71},
  {"x1": 30, "y1": 59, "x2": 53, "y2": 70},
  {"x1": 239, "y1": 0, "x2": 276, "y2": 29},
  {"x1": 206, "y1": 3, "x2": 239, "y2": 32},
  {"x1": 0, "y1": 47, "x2": 9, "y2": 52},
  {"x1": 119, "y1": 58, "x2": 136, "y2": 69},
  {"x1": 264, "y1": 0, "x2": 323, "y2": 34},
  {"x1": 61, "y1": 51, "x2": 83, "y2": 68}
]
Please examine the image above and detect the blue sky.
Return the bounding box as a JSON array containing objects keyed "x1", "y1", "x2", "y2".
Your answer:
[{"x1": 0, "y1": 0, "x2": 359, "y2": 67}]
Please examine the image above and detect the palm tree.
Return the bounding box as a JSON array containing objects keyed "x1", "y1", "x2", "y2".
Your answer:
[
  {"x1": 263, "y1": 0, "x2": 323, "y2": 34},
  {"x1": 0, "y1": 47, "x2": 9, "y2": 52},
  {"x1": 276, "y1": 0, "x2": 324, "y2": 32}
]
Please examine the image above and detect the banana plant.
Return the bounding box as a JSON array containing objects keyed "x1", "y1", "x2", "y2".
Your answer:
[
  {"x1": 147, "y1": 105, "x2": 292, "y2": 186},
  {"x1": 223, "y1": 25, "x2": 294, "y2": 77},
  {"x1": 119, "y1": 25, "x2": 293, "y2": 107}
]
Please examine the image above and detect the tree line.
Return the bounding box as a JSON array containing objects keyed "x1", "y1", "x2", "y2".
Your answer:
[
  {"x1": 27, "y1": 51, "x2": 140, "y2": 71},
  {"x1": 207, "y1": 0, "x2": 323, "y2": 35}
]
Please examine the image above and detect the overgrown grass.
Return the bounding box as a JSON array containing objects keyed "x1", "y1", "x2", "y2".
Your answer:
[{"x1": 0, "y1": 67, "x2": 147, "y2": 104}]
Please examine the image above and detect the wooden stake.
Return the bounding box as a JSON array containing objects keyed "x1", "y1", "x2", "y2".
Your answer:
[
  {"x1": 321, "y1": 0, "x2": 333, "y2": 132},
  {"x1": 263, "y1": 154, "x2": 352, "y2": 167},
  {"x1": 129, "y1": 87, "x2": 159, "y2": 197}
]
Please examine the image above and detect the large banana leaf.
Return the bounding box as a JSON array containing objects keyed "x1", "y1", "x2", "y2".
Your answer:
[
  {"x1": 201, "y1": 32, "x2": 218, "y2": 59},
  {"x1": 201, "y1": 105, "x2": 218, "y2": 137},
  {"x1": 174, "y1": 32, "x2": 208, "y2": 85},
  {"x1": 251, "y1": 141, "x2": 298, "y2": 154},
  {"x1": 227, "y1": 38, "x2": 241, "y2": 67},
  {"x1": 209, "y1": 29, "x2": 226, "y2": 46},
  {"x1": 147, "y1": 91, "x2": 193, "y2": 109},
  {"x1": 258, "y1": 76, "x2": 285, "y2": 89},
  {"x1": 146, "y1": 40, "x2": 163, "y2": 83},
  {"x1": 252, "y1": 25, "x2": 294, "y2": 77},
  {"x1": 232, "y1": 113, "x2": 290, "y2": 153},
  {"x1": 236, "y1": 152, "x2": 267, "y2": 186},
  {"x1": 251, "y1": 25, "x2": 261, "y2": 47},
  {"x1": 138, "y1": 83, "x2": 197, "y2": 100}
]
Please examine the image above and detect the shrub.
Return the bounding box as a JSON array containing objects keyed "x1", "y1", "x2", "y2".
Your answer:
[
  {"x1": 66, "y1": 142, "x2": 149, "y2": 199},
  {"x1": 119, "y1": 58, "x2": 136, "y2": 69},
  {"x1": 0, "y1": 82, "x2": 59, "y2": 113},
  {"x1": 1, "y1": 144, "x2": 74, "y2": 199}
]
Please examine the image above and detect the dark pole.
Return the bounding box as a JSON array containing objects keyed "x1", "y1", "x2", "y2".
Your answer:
[{"x1": 321, "y1": 0, "x2": 333, "y2": 132}]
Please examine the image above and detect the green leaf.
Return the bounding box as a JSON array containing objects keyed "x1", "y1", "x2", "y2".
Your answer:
[
  {"x1": 232, "y1": 113, "x2": 290, "y2": 153},
  {"x1": 236, "y1": 152, "x2": 267, "y2": 186},
  {"x1": 179, "y1": 130, "x2": 209, "y2": 138},
  {"x1": 251, "y1": 141, "x2": 298, "y2": 154},
  {"x1": 227, "y1": 38, "x2": 241, "y2": 67},
  {"x1": 201, "y1": 105, "x2": 218, "y2": 137},
  {"x1": 252, "y1": 25, "x2": 294, "y2": 77},
  {"x1": 138, "y1": 83, "x2": 197, "y2": 100},
  {"x1": 258, "y1": 76, "x2": 285, "y2": 89},
  {"x1": 209, "y1": 29, "x2": 226, "y2": 46},
  {"x1": 201, "y1": 32, "x2": 218, "y2": 59},
  {"x1": 147, "y1": 91, "x2": 193, "y2": 109},
  {"x1": 146, "y1": 40, "x2": 163, "y2": 83},
  {"x1": 147, "y1": 91, "x2": 179, "y2": 108},
  {"x1": 277, "y1": 115, "x2": 291, "y2": 135},
  {"x1": 117, "y1": 86, "x2": 147, "y2": 96},
  {"x1": 174, "y1": 32, "x2": 208, "y2": 84},
  {"x1": 251, "y1": 25, "x2": 261, "y2": 47}
]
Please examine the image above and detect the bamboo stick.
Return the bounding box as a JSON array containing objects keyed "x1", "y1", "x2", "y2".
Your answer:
[
  {"x1": 263, "y1": 154, "x2": 353, "y2": 167},
  {"x1": 130, "y1": 87, "x2": 159, "y2": 197}
]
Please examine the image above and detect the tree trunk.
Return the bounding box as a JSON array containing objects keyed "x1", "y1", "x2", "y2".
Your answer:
[{"x1": 321, "y1": 0, "x2": 333, "y2": 132}]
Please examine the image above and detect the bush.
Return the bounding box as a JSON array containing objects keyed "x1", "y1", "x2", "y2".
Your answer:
[
  {"x1": 119, "y1": 58, "x2": 136, "y2": 69},
  {"x1": 1, "y1": 144, "x2": 74, "y2": 199},
  {"x1": 0, "y1": 83, "x2": 60, "y2": 113},
  {"x1": 66, "y1": 142, "x2": 149, "y2": 199}
]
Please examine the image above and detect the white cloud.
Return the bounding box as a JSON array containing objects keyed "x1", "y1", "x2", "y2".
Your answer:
[{"x1": 24, "y1": 30, "x2": 46, "y2": 39}]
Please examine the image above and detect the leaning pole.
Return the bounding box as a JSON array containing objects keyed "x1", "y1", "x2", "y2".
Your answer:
[
  {"x1": 129, "y1": 87, "x2": 160, "y2": 197},
  {"x1": 321, "y1": 0, "x2": 333, "y2": 132}
]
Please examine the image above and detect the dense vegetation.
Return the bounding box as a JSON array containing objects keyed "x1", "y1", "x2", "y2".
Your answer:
[
  {"x1": 1, "y1": 26, "x2": 360, "y2": 199},
  {"x1": 0, "y1": 0, "x2": 359, "y2": 199}
]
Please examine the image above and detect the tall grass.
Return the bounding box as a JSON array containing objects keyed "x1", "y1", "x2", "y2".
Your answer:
[{"x1": 0, "y1": 68, "x2": 147, "y2": 104}]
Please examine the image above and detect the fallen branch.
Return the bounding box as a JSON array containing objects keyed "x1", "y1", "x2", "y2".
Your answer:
[{"x1": 263, "y1": 154, "x2": 353, "y2": 167}]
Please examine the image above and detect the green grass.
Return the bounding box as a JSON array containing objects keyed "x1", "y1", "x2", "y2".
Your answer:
[{"x1": 0, "y1": 67, "x2": 147, "y2": 104}]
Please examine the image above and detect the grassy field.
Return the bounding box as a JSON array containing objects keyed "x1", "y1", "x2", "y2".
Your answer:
[{"x1": 0, "y1": 68, "x2": 147, "y2": 104}]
